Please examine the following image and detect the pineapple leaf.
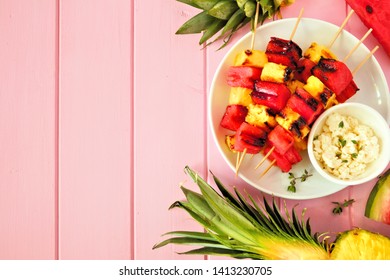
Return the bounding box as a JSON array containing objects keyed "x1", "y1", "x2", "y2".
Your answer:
[
  {"x1": 178, "y1": 247, "x2": 264, "y2": 259},
  {"x1": 207, "y1": 0, "x2": 239, "y2": 20},
  {"x1": 192, "y1": 0, "x2": 221, "y2": 10},
  {"x1": 176, "y1": 0, "x2": 202, "y2": 9},
  {"x1": 176, "y1": 0, "x2": 295, "y2": 48},
  {"x1": 160, "y1": 231, "x2": 216, "y2": 241},
  {"x1": 155, "y1": 166, "x2": 330, "y2": 259},
  {"x1": 220, "y1": 8, "x2": 246, "y2": 36},
  {"x1": 199, "y1": 18, "x2": 226, "y2": 45},
  {"x1": 176, "y1": 11, "x2": 216, "y2": 34},
  {"x1": 153, "y1": 236, "x2": 225, "y2": 250},
  {"x1": 210, "y1": 170, "x2": 242, "y2": 209},
  {"x1": 169, "y1": 200, "x2": 223, "y2": 235},
  {"x1": 185, "y1": 167, "x2": 266, "y2": 245}
]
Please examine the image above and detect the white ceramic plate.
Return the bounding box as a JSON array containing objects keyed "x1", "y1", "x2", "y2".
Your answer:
[{"x1": 208, "y1": 18, "x2": 390, "y2": 200}]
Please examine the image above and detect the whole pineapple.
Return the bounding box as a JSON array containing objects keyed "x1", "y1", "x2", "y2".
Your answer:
[
  {"x1": 176, "y1": 0, "x2": 295, "y2": 48},
  {"x1": 153, "y1": 166, "x2": 390, "y2": 260}
]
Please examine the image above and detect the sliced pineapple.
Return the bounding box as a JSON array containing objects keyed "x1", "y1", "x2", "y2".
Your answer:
[
  {"x1": 261, "y1": 62, "x2": 291, "y2": 83},
  {"x1": 331, "y1": 229, "x2": 390, "y2": 260},
  {"x1": 245, "y1": 103, "x2": 277, "y2": 129},
  {"x1": 234, "y1": 49, "x2": 268, "y2": 67},
  {"x1": 304, "y1": 42, "x2": 338, "y2": 63},
  {"x1": 229, "y1": 87, "x2": 253, "y2": 106},
  {"x1": 303, "y1": 76, "x2": 338, "y2": 109}
]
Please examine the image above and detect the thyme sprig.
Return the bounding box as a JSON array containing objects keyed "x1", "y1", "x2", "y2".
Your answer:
[
  {"x1": 287, "y1": 169, "x2": 312, "y2": 193},
  {"x1": 332, "y1": 199, "x2": 355, "y2": 215}
]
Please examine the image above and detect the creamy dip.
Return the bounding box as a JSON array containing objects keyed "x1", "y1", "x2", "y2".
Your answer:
[{"x1": 313, "y1": 112, "x2": 379, "y2": 179}]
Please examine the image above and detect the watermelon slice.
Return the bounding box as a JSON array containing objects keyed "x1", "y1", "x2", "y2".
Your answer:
[
  {"x1": 365, "y1": 168, "x2": 390, "y2": 225},
  {"x1": 346, "y1": 0, "x2": 390, "y2": 56}
]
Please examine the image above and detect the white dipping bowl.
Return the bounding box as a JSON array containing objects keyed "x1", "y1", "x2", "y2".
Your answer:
[{"x1": 308, "y1": 103, "x2": 390, "y2": 186}]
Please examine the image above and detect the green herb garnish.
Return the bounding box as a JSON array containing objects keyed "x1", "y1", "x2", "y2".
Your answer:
[
  {"x1": 339, "y1": 138, "x2": 347, "y2": 147},
  {"x1": 338, "y1": 121, "x2": 344, "y2": 128},
  {"x1": 332, "y1": 199, "x2": 355, "y2": 215},
  {"x1": 287, "y1": 169, "x2": 313, "y2": 193}
]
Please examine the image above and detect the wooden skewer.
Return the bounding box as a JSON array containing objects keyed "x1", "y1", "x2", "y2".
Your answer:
[
  {"x1": 250, "y1": 2, "x2": 261, "y2": 51},
  {"x1": 260, "y1": 159, "x2": 276, "y2": 178},
  {"x1": 327, "y1": 9, "x2": 354, "y2": 49},
  {"x1": 235, "y1": 148, "x2": 247, "y2": 176},
  {"x1": 289, "y1": 8, "x2": 304, "y2": 41},
  {"x1": 254, "y1": 10, "x2": 304, "y2": 174},
  {"x1": 236, "y1": 2, "x2": 260, "y2": 176},
  {"x1": 255, "y1": 146, "x2": 275, "y2": 170},
  {"x1": 352, "y1": 45, "x2": 379, "y2": 75},
  {"x1": 343, "y1": 28, "x2": 372, "y2": 62}
]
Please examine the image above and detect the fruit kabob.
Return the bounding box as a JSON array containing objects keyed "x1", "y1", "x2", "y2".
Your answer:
[
  {"x1": 221, "y1": 9, "x2": 306, "y2": 175},
  {"x1": 220, "y1": 10, "x2": 379, "y2": 176}
]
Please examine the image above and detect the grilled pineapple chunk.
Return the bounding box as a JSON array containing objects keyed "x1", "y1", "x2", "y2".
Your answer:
[
  {"x1": 225, "y1": 135, "x2": 236, "y2": 152},
  {"x1": 286, "y1": 79, "x2": 305, "y2": 94},
  {"x1": 276, "y1": 107, "x2": 310, "y2": 143},
  {"x1": 234, "y1": 49, "x2": 268, "y2": 68},
  {"x1": 304, "y1": 42, "x2": 337, "y2": 64},
  {"x1": 229, "y1": 87, "x2": 253, "y2": 106},
  {"x1": 261, "y1": 62, "x2": 291, "y2": 83},
  {"x1": 303, "y1": 76, "x2": 338, "y2": 109},
  {"x1": 245, "y1": 103, "x2": 277, "y2": 129}
]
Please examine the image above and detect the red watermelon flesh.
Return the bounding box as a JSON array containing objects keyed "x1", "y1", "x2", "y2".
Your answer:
[{"x1": 346, "y1": 0, "x2": 390, "y2": 56}]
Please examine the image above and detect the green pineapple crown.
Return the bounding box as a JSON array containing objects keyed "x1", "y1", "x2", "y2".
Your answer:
[
  {"x1": 153, "y1": 166, "x2": 330, "y2": 260},
  {"x1": 176, "y1": 0, "x2": 295, "y2": 49}
]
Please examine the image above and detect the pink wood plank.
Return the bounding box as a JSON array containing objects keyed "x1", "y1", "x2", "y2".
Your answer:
[
  {"x1": 133, "y1": 0, "x2": 207, "y2": 259},
  {"x1": 0, "y1": 0, "x2": 57, "y2": 259},
  {"x1": 58, "y1": 0, "x2": 131, "y2": 259}
]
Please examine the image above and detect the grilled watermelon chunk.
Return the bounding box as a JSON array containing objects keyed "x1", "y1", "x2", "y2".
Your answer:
[
  {"x1": 312, "y1": 58, "x2": 353, "y2": 96},
  {"x1": 263, "y1": 144, "x2": 292, "y2": 172},
  {"x1": 265, "y1": 37, "x2": 302, "y2": 69},
  {"x1": 294, "y1": 58, "x2": 316, "y2": 83},
  {"x1": 283, "y1": 146, "x2": 302, "y2": 165},
  {"x1": 234, "y1": 122, "x2": 267, "y2": 154},
  {"x1": 227, "y1": 66, "x2": 262, "y2": 89},
  {"x1": 252, "y1": 80, "x2": 291, "y2": 112},
  {"x1": 220, "y1": 105, "x2": 248, "y2": 131},
  {"x1": 336, "y1": 80, "x2": 360, "y2": 103},
  {"x1": 287, "y1": 88, "x2": 324, "y2": 125},
  {"x1": 346, "y1": 0, "x2": 390, "y2": 56},
  {"x1": 267, "y1": 125, "x2": 294, "y2": 155},
  {"x1": 365, "y1": 168, "x2": 390, "y2": 225}
]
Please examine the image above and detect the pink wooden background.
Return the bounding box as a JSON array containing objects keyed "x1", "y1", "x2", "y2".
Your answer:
[{"x1": 0, "y1": 0, "x2": 389, "y2": 260}]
